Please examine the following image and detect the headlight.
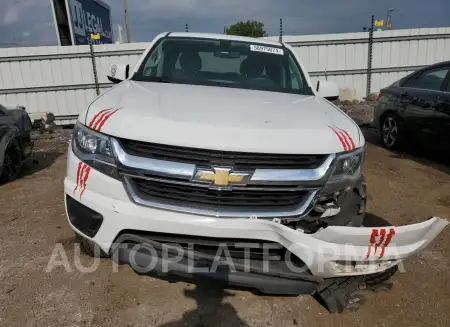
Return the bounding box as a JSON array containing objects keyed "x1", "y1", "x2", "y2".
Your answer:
[
  {"x1": 72, "y1": 122, "x2": 119, "y2": 179},
  {"x1": 329, "y1": 147, "x2": 364, "y2": 182}
]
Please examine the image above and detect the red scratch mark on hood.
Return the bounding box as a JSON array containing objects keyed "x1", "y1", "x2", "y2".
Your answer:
[
  {"x1": 329, "y1": 125, "x2": 357, "y2": 151},
  {"x1": 89, "y1": 107, "x2": 115, "y2": 128},
  {"x1": 97, "y1": 108, "x2": 120, "y2": 131},
  {"x1": 329, "y1": 126, "x2": 348, "y2": 151},
  {"x1": 89, "y1": 107, "x2": 121, "y2": 131},
  {"x1": 335, "y1": 126, "x2": 355, "y2": 150}
]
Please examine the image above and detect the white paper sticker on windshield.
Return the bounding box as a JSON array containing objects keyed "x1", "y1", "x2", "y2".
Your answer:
[{"x1": 250, "y1": 44, "x2": 284, "y2": 55}]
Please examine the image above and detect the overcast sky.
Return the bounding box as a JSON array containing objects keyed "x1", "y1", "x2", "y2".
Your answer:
[{"x1": 1, "y1": 0, "x2": 449, "y2": 47}]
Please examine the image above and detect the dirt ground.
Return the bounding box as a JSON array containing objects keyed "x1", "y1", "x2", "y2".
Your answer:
[{"x1": 0, "y1": 129, "x2": 449, "y2": 327}]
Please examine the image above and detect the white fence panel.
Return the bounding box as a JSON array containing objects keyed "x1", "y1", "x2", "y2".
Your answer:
[{"x1": 276, "y1": 27, "x2": 450, "y2": 99}]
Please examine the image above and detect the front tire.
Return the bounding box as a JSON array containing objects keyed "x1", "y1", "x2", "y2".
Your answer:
[
  {"x1": 0, "y1": 139, "x2": 22, "y2": 184},
  {"x1": 380, "y1": 113, "x2": 402, "y2": 149}
]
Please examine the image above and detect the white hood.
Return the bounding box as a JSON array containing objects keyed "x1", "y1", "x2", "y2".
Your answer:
[{"x1": 82, "y1": 80, "x2": 363, "y2": 154}]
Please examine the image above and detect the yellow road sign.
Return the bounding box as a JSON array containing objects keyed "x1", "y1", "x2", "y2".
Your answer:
[
  {"x1": 375, "y1": 20, "x2": 384, "y2": 27},
  {"x1": 90, "y1": 33, "x2": 101, "y2": 40}
]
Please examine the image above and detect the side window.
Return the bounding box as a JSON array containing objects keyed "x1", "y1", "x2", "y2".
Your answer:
[
  {"x1": 290, "y1": 67, "x2": 299, "y2": 89},
  {"x1": 412, "y1": 67, "x2": 449, "y2": 91},
  {"x1": 401, "y1": 73, "x2": 417, "y2": 88},
  {"x1": 142, "y1": 43, "x2": 163, "y2": 77},
  {"x1": 445, "y1": 75, "x2": 450, "y2": 92},
  {"x1": 287, "y1": 55, "x2": 304, "y2": 90}
]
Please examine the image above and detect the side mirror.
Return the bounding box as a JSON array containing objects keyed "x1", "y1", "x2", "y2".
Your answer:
[
  {"x1": 316, "y1": 80, "x2": 339, "y2": 101},
  {"x1": 107, "y1": 64, "x2": 130, "y2": 84}
]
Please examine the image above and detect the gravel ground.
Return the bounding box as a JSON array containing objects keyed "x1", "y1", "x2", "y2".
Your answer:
[
  {"x1": 0, "y1": 128, "x2": 449, "y2": 327},
  {"x1": 338, "y1": 100, "x2": 375, "y2": 126}
]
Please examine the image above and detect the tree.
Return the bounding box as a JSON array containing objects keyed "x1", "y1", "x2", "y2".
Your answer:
[{"x1": 225, "y1": 20, "x2": 267, "y2": 38}]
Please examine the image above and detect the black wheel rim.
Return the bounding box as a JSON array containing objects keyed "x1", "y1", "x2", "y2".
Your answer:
[{"x1": 382, "y1": 117, "x2": 398, "y2": 147}]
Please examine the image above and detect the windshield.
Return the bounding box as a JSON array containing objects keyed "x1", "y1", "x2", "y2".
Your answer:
[{"x1": 132, "y1": 37, "x2": 313, "y2": 96}]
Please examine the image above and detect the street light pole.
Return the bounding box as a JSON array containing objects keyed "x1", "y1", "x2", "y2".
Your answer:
[{"x1": 124, "y1": 0, "x2": 131, "y2": 43}]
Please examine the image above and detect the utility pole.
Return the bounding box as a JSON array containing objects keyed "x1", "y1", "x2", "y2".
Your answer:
[
  {"x1": 88, "y1": 34, "x2": 100, "y2": 96},
  {"x1": 386, "y1": 8, "x2": 395, "y2": 30},
  {"x1": 363, "y1": 15, "x2": 375, "y2": 97},
  {"x1": 279, "y1": 18, "x2": 283, "y2": 42},
  {"x1": 123, "y1": 0, "x2": 131, "y2": 43}
]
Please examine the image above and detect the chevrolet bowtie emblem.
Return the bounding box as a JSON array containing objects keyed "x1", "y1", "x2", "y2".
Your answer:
[{"x1": 193, "y1": 167, "x2": 252, "y2": 187}]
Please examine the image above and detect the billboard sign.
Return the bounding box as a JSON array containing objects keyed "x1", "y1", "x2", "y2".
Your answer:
[{"x1": 51, "y1": 0, "x2": 113, "y2": 45}]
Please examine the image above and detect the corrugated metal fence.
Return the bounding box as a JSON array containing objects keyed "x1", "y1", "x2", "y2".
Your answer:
[
  {"x1": 266, "y1": 27, "x2": 450, "y2": 100},
  {"x1": 0, "y1": 42, "x2": 147, "y2": 124},
  {"x1": 0, "y1": 27, "x2": 449, "y2": 124}
]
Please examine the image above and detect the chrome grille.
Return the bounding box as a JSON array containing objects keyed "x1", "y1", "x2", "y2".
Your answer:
[
  {"x1": 131, "y1": 177, "x2": 310, "y2": 210},
  {"x1": 111, "y1": 139, "x2": 331, "y2": 219},
  {"x1": 124, "y1": 175, "x2": 317, "y2": 218},
  {"x1": 118, "y1": 138, "x2": 327, "y2": 169}
]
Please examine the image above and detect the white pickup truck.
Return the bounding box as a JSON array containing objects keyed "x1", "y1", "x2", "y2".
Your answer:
[{"x1": 64, "y1": 32, "x2": 447, "y2": 312}]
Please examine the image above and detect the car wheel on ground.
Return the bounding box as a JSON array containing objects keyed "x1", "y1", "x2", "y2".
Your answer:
[
  {"x1": 380, "y1": 113, "x2": 402, "y2": 149},
  {"x1": 0, "y1": 139, "x2": 22, "y2": 183},
  {"x1": 76, "y1": 233, "x2": 110, "y2": 258}
]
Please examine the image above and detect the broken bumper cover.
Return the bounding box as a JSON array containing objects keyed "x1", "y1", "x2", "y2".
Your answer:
[
  {"x1": 109, "y1": 216, "x2": 447, "y2": 295},
  {"x1": 64, "y1": 152, "x2": 448, "y2": 280},
  {"x1": 108, "y1": 217, "x2": 448, "y2": 279},
  {"x1": 310, "y1": 217, "x2": 447, "y2": 275},
  {"x1": 112, "y1": 234, "x2": 324, "y2": 295}
]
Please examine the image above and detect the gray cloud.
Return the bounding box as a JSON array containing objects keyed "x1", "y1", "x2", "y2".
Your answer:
[
  {"x1": 1, "y1": 0, "x2": 449, "y2": 47},
  {"x1": 112, "y1": 0, "x2": 450, "y2": 42},
  {"x1": 0, "y1": 0, "x2": 54, "y2": 46}
]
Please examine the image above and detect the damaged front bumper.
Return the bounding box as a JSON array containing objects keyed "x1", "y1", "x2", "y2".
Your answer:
[
  {"x1": 310, "y1": 217, "x2": 447, "y2": 275},
  {"x1": 109, "y1": 216, "x2": 447, "y2": 290},
  {"x1": 64, "y1": 156, "x2": 448, "y2": 292}
]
